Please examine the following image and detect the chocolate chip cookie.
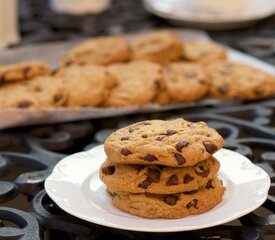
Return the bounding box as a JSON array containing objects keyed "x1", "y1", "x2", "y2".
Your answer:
[
  {"x1": 0, "y1": 76, "x2": 68, "y2": 109},
  {"x1": 163, "y1": 62, "x2": 209, "y2": 102},
  {"x1": 59, "y1": 36, "x2": 131, "y2": 67},
  {"x1": 23, "y1": 76, "x2": 68, "y2": 107},
  {"x1": 207, "y1": 61, "x2": 275, "y2": 100},
  {"x1": 56, "y1": 64, "x2": 116, "y2": 107},
  {"x1": 0, "y1": 61, "x2": 52, "y2": 83},
  {"x1": 104, "y1": 119, "x2": 224, "y2": 167},
  {"x1": 102, "y1": 61, "x2": 163, "y2": 107},
  {"x1": 110, "y1": 176, "x2": 225, "y2": 218},
  {"x1": 130, "y1": 31, "x2": 182, "y2": 65},
  {"x1": 0, "y1": 82, "x2": 38, "y2": 109},
  {"x1": 100, "y1": 156, "x2": 220, "y2": 194},
  {"x1": 182, "y1": 41, "x2": 227, "y2": 64}
]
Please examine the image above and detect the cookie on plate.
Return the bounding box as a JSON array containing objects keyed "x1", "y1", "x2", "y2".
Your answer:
[
  {"x1": 56, "y1": 65, "x2": 116, "y2": 107},
  {"x1": 163, "y1": 62, "x2": 209, "y2": 103},
  {"x1": 100, "y1": 156, "x2": 220, "y2": 194},
  {"x1": 0, "y1": 61, "x2": 52, "y2": 83},
  {"x1": 130, "y1": 31, "x2": 182, "y2": 65},
  {"x1": 110, "y1": 176, "x2": 225, "y2": 218},
  {"x1": 104, "y1": 119, "x2": 224, "y2": 167},
  {"x1": 206, "y1": 61, "x2": 275, "y2": 100},
  {"x1": 182, "y1": 41, "x2": 227, "y2": 64},
  {"x1": 103, "y1": 61, "x2": 163, "y2": 107},
  {"x1": 59, "y1": 36, "x2": 131, "y2": 67}
]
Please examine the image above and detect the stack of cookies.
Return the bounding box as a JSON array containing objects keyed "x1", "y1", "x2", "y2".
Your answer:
[{"x1": 100, "y1": 119, "x2": 226, "y2": 218}]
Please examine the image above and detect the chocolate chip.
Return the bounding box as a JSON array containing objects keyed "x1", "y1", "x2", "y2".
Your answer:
[
  {"x1": 65, "y1": 60, "x2": 73, "y2": 66},
  {"x1": 17, "y1": 101, "x2": 32, "y2": 109},
  {"x1": 111, "y1": 192, "x2": 117, "y2": 199},
  {"x1": 186, "y1": 199, "x2": 198, "y2": 209},
  {"x1": 141, "y1": 121, "x2": 151, "y2": 126},
  {"x1": 134, "y1": 165, "x2": 145, "y2": 173},
  {"x1": 113, "y1": 82, "x2": 119, "y2": 88},
  {"x1": 53, "y1": 94, "x2": 63, "y2": 103},
  {"x1": 218, "y1": 85, "x2": 229, "y2": 94},
  {"x1": 138, "y1": 178, "x2": 152, "y2": 189},
  {"x1": 23, "y1": 67, "x2": 31, "y2": 77},
  {"x1": 167, "y1": 174, "x2": 178, "y2": 186},
  {"x1": 206, "y1": 179, "x2": 214, "y2": 189},
  {"x1": 155, "y1": 135, "x2": 166, "y2": 141},
  {"x1": 203, "y1": 141, "x2": 218, "y2": 154},
  {"x1": 185, "y1": 71, "x2": 196, "y2": 78},
  {"x1": 142, "y1": 134, "x2": 148, "y2": 138},
  {"x1": 183, "y1": 174, "x2": 194, "y2": 184},
  {"x1": 34, "y1": 86, "x2": 42, "y2": 92},
  {"x1": 184, "y1": 190, "x2": 198, "y2": 195},
  {"x1": 121, "y1": 136, "x2": 129, "y2": 141},
  {"x1": 147, "y1": 168, "x2": 160, "y2": 182},
  {"x1": 154, "y1": 80, "x2": 161, "y2": 90},
  {"x1": 175, "y1": 141, "x2": 189, "y2": 152},
  {"x1": 199, "y1": 79, "x2": 206, "y2": 85},
  {"x1": 121, "y1": 148, "x2": 132, "y2": 156},
  {"x1": 102, "y1": 166, "x2": 115, "y2": 175},
  {"x1": 52, "y1": 69, "x2": 58, "y2": 75},
  {"x1": 0, "y1": 74, "x2": 4, "y2": 84},
  {"x1": 141, "y1": 154, "x2": 158, "y2": 162},
  {"x1": 129, "y1": 128, "x2": 135, "y2": 133},
  {"x1": 254, "y1": 88, "x2": 264, "y2": 96},
  {"x1": 174, "y1": 153, "x2": 186, "y2": 166},
  {"x1": 166, "y1": 129, "x2": 177, "y2": 136},
  {"x1": 195, "y1": 167, "x2": 210, "y2": 177},
  {"x1": 163, "y1": 195, "x2": 178, "y2": 206}
]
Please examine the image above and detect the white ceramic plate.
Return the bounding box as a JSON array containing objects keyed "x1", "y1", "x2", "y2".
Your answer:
[
  {"x1": 45, "y1": 145, "x2": 270, "y2": 232},
  {"x1": 143, "y1": 0, "x2": 275, "y2": 29}
]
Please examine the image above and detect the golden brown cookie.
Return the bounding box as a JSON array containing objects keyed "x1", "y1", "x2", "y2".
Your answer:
[
  {"x1": 163, "y1": 62, "x2": 209, "y2": 102},
  {"x1": 130, "y1": 31, "x2": 182, "y2": 65},
  {"x1": 0, "y1": 83, "x2": 38, "y2": 109},
  {"x1": 104, "y1": 119, "x2": 224, "y2": 167},
  {"x1": 110, "y1": 176, "x2": 225, "y2": 218},
  {"x1": 206, "y1": 61, "x2": 275, "y2": 100},
  {"x1": 56, "y1": 65, "x2": 116, "y2": 107},
  {"x1": 103, "y1": 61, "x2": 162, "y2": 107},
  {"x1": 182, "y1": 41, "x2": 227, "y2": 64},
  {"x1": 0, "y1": 76, "x2": 67, "y2": 109},
  {"x1": 59, "y1": 36, "x2": 131, "y2": 67},
  {"x1": 23, "y1": 76, "x2": 68, "y2": 107},
  {"x1": 100, "y1": 156, "x2": 220, "y2": 194},
  {"x1": 0, "y1": 61, "x2": 52, "y2": 83}
]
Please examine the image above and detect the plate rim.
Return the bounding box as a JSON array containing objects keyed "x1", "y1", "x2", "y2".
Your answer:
[
  {"x1": 45, "y1": 145, "x2": 271, "y2": 232},
  {"x1": 143, "y1": 0, "x2": 275, "y2": 23}
]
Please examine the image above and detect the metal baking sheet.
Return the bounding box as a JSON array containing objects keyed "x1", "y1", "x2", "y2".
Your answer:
[{"x1": 0, "y1": 29, "x2": 274, "y2": 129}]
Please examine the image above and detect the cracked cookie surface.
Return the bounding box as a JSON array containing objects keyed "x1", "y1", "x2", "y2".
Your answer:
[{"x1": 104, "y1": 119, "x2": 224, "y2": 167}]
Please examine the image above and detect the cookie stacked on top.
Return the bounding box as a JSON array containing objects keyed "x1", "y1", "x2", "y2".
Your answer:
[{"x1": 100, "y1": 119, "x2": 226, "y2": 218}]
